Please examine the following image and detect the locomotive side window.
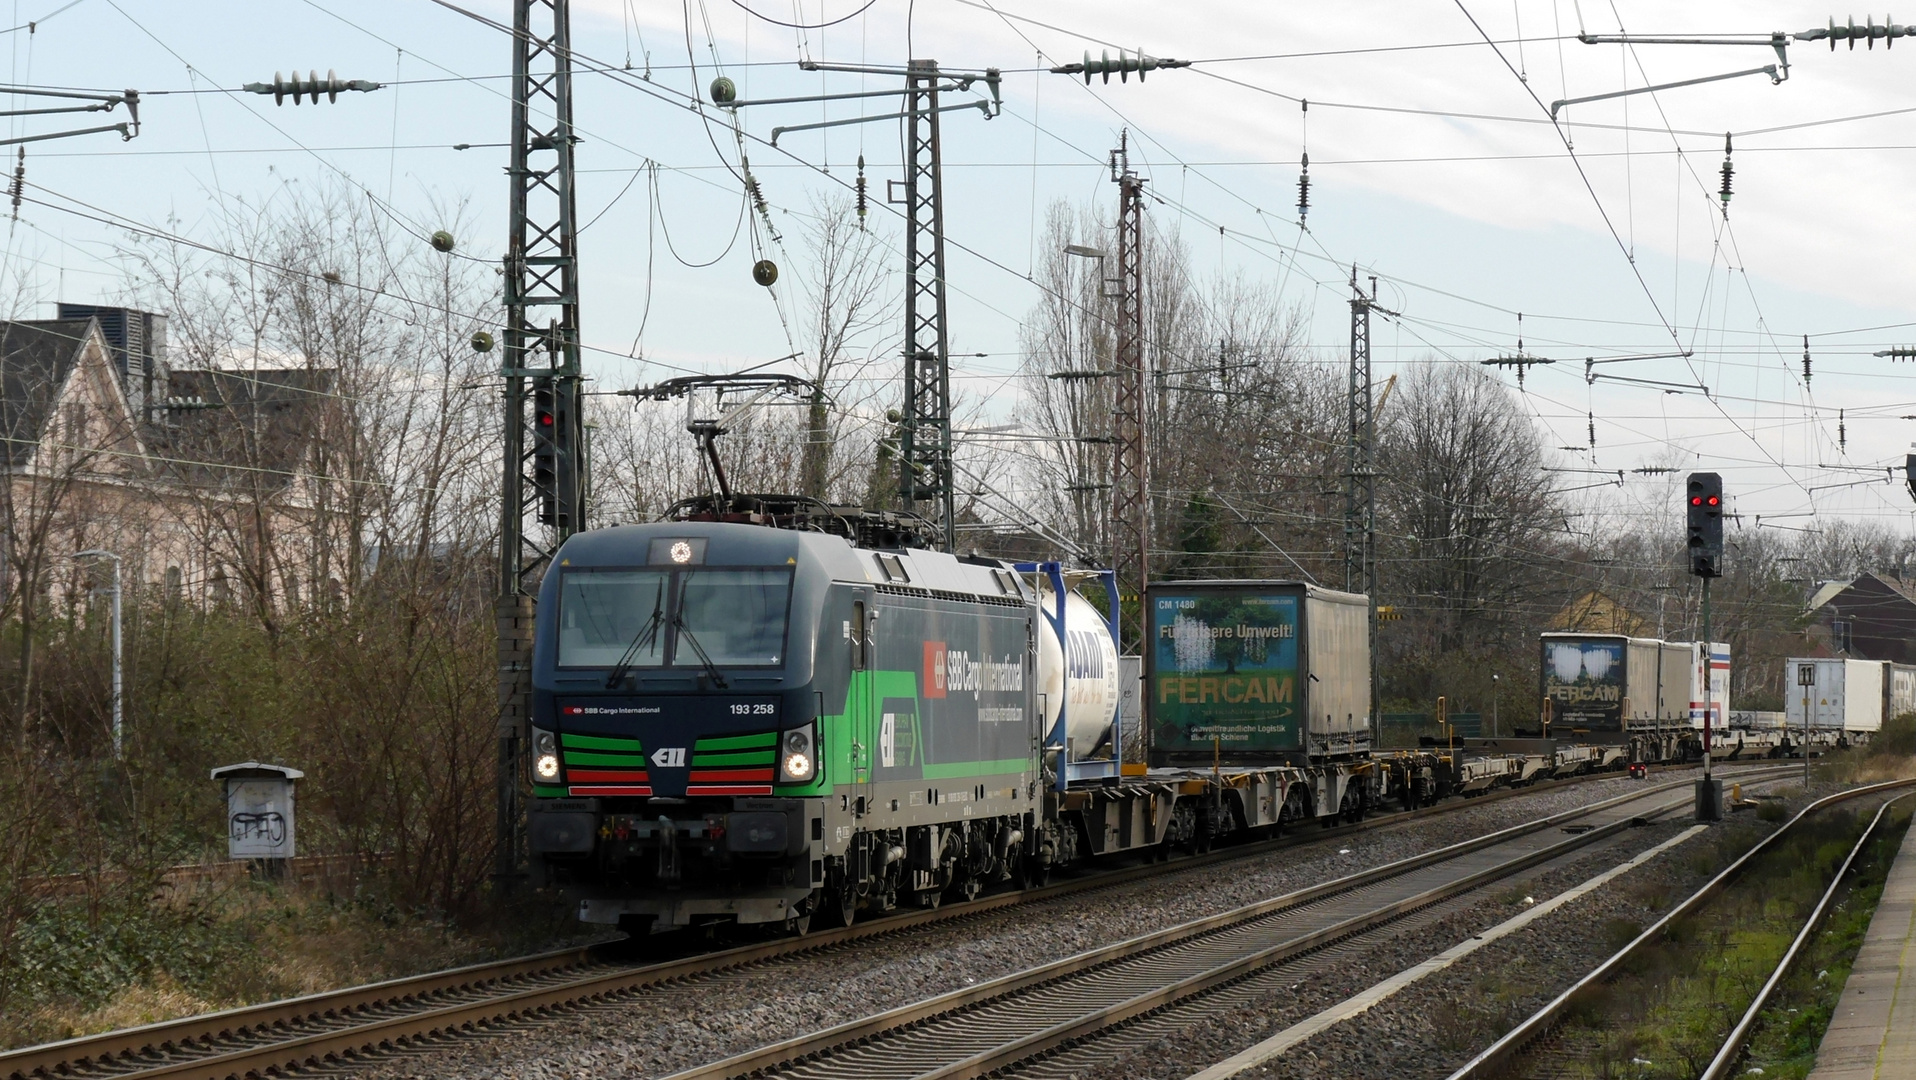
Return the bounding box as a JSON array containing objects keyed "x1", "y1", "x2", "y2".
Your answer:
[{"x1": 851, "y1": 601, "x2": 867, "y2": 670}]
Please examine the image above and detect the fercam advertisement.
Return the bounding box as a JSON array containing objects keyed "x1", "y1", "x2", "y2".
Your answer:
[
  {"x1": 1542, "y1": 638, "x2": 1625, "y2": 729},
  {"x1": 1150, "y1": 591, "x2": 1299, "y2": 753}
]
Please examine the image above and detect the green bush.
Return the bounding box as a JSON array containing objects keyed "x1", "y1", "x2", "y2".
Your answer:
[
  {"x1": 1875, "y1": 711, "x2": 1916, "y2": 759},
  {"x1": 0, "y1": 560, "x2": 503, "y2": 1027}
]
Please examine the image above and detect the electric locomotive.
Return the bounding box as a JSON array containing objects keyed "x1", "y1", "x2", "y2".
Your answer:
[{"x1": 524, "y1": 499, "x2": 1111, "y2": 932}]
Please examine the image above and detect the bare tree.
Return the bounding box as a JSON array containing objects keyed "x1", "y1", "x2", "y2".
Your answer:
[
  {"x1": 1017, "y1": 201, "x2": 1331, "y2": 575},
  {"x1": 795, "y1": 194, "x2": 891, "y2": 501}
]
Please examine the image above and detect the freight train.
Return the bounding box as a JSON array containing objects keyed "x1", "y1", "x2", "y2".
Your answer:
[
  {"x1": 1780, "y1": 656, "x2": 1914, "y2": 737},
  {"x1": 1538, "y1": 635, "x2": 1872, "y2": 761},
  {"x1": 1537, "y1": 633, "x2": 1729, "y2": 760},
  {"x1": 523, "y1": 501, "x2": 1694, "y2": 934}
]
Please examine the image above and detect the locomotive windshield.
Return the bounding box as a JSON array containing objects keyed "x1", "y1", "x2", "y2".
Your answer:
[
  {"x1": 556, "y1": 567, "x2": 792, "y2": 669},
  {"x1": 676, "y1": 569, "x2": 792, "y2": 666},
  {"x1": 558, "y1": 570, "x2": 669, "y2": 668}
]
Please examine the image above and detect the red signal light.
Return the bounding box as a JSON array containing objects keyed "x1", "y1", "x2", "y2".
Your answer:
[
  {"x1": 1707, "y1": 495, "x2": 1720, "y2": 506},
  {"x1": 538, "y1": 412, "x2": 555, "y2": 427},
  {"x1": 1691, "y1": 496, "x2": 1702, "y2": 506}
]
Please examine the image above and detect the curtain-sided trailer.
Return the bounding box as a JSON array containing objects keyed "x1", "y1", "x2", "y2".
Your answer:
[
  {"x1": 1144, "y1": 580, "x2": 1372, "y2": 767},
  {"x1": 1539, "y1": 633, "x2": 1701, "y2": 741},
  {"x1": 1782, "y1": 656, "x2": 1916, "y2": 735}
]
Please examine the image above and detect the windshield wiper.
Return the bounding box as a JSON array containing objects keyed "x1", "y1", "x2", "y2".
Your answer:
[
  {"x1": 672, "y1": 571, "x2": 729, "y2": 689},
  {"x1": 605, "y1": 579, "x2": 666, "y2": 688}
]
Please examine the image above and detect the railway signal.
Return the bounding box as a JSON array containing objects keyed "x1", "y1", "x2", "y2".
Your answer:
[
  {"x1": 531, "y1": 381, "x2": 570, "y2": 526},
  {"x1": 1688, "y1": 471, "x2": 1726, "y2": 819},
  {"x1": 1686, "y1": 472, "x2": 1724, "y2": 578}
]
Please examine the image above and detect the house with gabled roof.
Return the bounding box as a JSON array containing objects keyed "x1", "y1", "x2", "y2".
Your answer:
[
  {"x1": 0, "y1": 308, "x2": 341, "y2": 615},
  {"x1": 1803, "y1": 572, "x2": 1916, "y2": 665},
  {"x1": 1548, "y1": 590, "x2": 1648, "y2": 636}
]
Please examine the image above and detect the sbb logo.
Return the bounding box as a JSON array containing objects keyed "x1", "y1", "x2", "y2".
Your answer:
[{"x1": 924, "y1": 641, "x2": 947, "y2": 699}]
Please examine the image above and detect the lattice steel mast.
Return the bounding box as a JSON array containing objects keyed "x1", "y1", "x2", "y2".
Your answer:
[
  {"x1": 496, "y1": 0, "x2": 587, "y2": 889},
  {"x1": 898, "y1": 59, "x2": 956, "y2": 550},
  {"x1": 1346, "y1": 270, "x2": 1379, "y2": 747},
  {"x1": 1111, "y1": 135, "x2": 1148, "y2": 651},
  {"x1": 719, "y1": 59, "x2": 998, "y2": 551}
]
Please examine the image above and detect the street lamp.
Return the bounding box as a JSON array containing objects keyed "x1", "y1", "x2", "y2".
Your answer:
[
  {"x1": 1491, "y1": 673, "x2": 1500, "y2": 737},
  {"x1": 1064, "y1": 243, "x2": 1122, "y2": 299},
  {"x1": 74, "y1": 549, "x2": 122, "y2": 760}
]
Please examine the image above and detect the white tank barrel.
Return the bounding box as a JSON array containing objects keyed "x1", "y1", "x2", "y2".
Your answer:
[{"x1": 1033, "y1": 584, "x2": 1121, "y2": 759}]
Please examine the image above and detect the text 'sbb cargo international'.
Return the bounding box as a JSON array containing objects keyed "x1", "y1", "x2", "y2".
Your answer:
[{"x1": 1145, "y1": 580, "x2": 1370, "y2": 766}]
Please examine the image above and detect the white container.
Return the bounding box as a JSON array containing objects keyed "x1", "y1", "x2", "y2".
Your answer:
[
  {"x1": 1033, "y1": 582, "x2": 1121, "y2": 758},
  {"x1": 1303, "y1": 587, "x2": 1371, "y2": 748},
  {"x1": 1688, "y1": 641, "x2": 1730, "y2": 731},
  {"x1": 1656, "y1": 640, "x2": 1691, "y2": 726},
  {"x1": 1625, "y1": 638, "x2": 1664, "y2": 726},
  {"x1": 1886, "y1": 663, "x2": 1916, "y2": 721},
  {"x1": 1785, "y1": 658, "x2": 1885, "y2": 732}
]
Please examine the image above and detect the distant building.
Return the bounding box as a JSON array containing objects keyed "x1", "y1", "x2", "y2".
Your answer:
[
  {"x1": 54, "y1": 303, "x2": 168, "y2": 424},
  {"x1": 1802, "y1": 572, "x2": 1916, "y2": 665},
  {"x1": 1548, "y1": 590, "x2": 1648, "y2": 636},
  {"x1": 0, "y1": 307, "x2": 339, "y2": 613}
]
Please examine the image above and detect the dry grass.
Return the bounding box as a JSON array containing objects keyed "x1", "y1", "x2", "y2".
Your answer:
[
  {"x1": 0, "y1": 872, "x2": 586, "y2": 1050},
  {"x1": 1815, "y1": 750, "x2": 1916, "y2": 788}
]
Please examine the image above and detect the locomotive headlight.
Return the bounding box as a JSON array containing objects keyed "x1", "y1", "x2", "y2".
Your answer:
[
  {"x1": 779, "y1": 725, "x2": 816, "y2": 783},
  {"x1": 533, "y1": 728, "x2": 561, "y2": 781}
]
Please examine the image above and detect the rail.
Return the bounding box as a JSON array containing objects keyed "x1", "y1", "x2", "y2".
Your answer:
[
  {"x1": 0, "y1": 761, "x2": 1756, "y2": 1080},
  {"x1": 1698, "y1": 790, "x2": 1914, "y2": 1080},
  {"x1": 661, "y1": 769, "x2": 1796, "y2": 1080},
  {"x1": 1444, "y1": 776, "x2": 1916, "y2": 1080}
]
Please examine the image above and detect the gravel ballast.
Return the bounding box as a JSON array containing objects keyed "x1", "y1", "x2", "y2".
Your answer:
[
  {"x1": 1069, "y1": 775, "x2": 1847, "y2": 1080},
  {"x1": 345, "y1": 767, "x2": 1791, "y2": 1080}
]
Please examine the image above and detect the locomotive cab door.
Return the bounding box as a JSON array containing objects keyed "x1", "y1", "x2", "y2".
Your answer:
[{"x1": 849, "y1": 592, "x2": 876, "y2": 817}]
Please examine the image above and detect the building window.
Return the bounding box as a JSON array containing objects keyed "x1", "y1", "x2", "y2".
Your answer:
[{"x1": 63, "y1": 402, "x2": 84, "y2": 466}]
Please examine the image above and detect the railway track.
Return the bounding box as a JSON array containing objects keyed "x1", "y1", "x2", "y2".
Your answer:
[
  {"x1": 0, "y1": 761, "x2": 1768, "y2": 1080},
  {"x1": 660, "y1": 766, "x2": 1801, "y2": 1080},
  {"x1": 1444, "y1": 776, "x2": 1916, "y2": 1080}
]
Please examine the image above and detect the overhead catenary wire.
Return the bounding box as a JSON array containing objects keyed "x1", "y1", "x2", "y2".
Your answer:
[{"x1": 29, "y1": 0, "x2": 1916, "y2": 536}]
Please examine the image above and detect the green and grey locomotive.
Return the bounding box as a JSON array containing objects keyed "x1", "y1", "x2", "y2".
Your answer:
[{"x1": 525, "y1": 507, "x2": 1112, "y2": 933}]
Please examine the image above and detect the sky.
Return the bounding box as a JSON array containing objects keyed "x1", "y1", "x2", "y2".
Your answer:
[{"x1": 7, "y1": 0, "x2": 1916, "y2": 539}]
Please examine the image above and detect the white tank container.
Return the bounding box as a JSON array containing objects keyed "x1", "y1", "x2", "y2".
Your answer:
[{"x1": 1033, "y1": 583, "x2": 1121, "y2": 759}]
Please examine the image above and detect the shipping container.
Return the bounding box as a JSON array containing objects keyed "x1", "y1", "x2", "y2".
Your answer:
[
  {"x1": 1146, "y1": 581, "x2": 1370, "y2": 766},
  {"x1": 1541, "y1": 633, "x2": 1628, "y2": 739},
  {"x1": 1540, "y1": 633, "x2": 1696, "y2": 741},
  {"x1": 1784, "y1": 657, "x2": 1885, "y2": 732},
  {"x1": 1656, "y1": 640, "x2": 1691, "y2": 727},
  {"x1": 1886, "y1": 662, "x2": 1916, "y2": 722},
  {"x1": 1688, "y1": 641, "x2": 1731, "y2": 731}
]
